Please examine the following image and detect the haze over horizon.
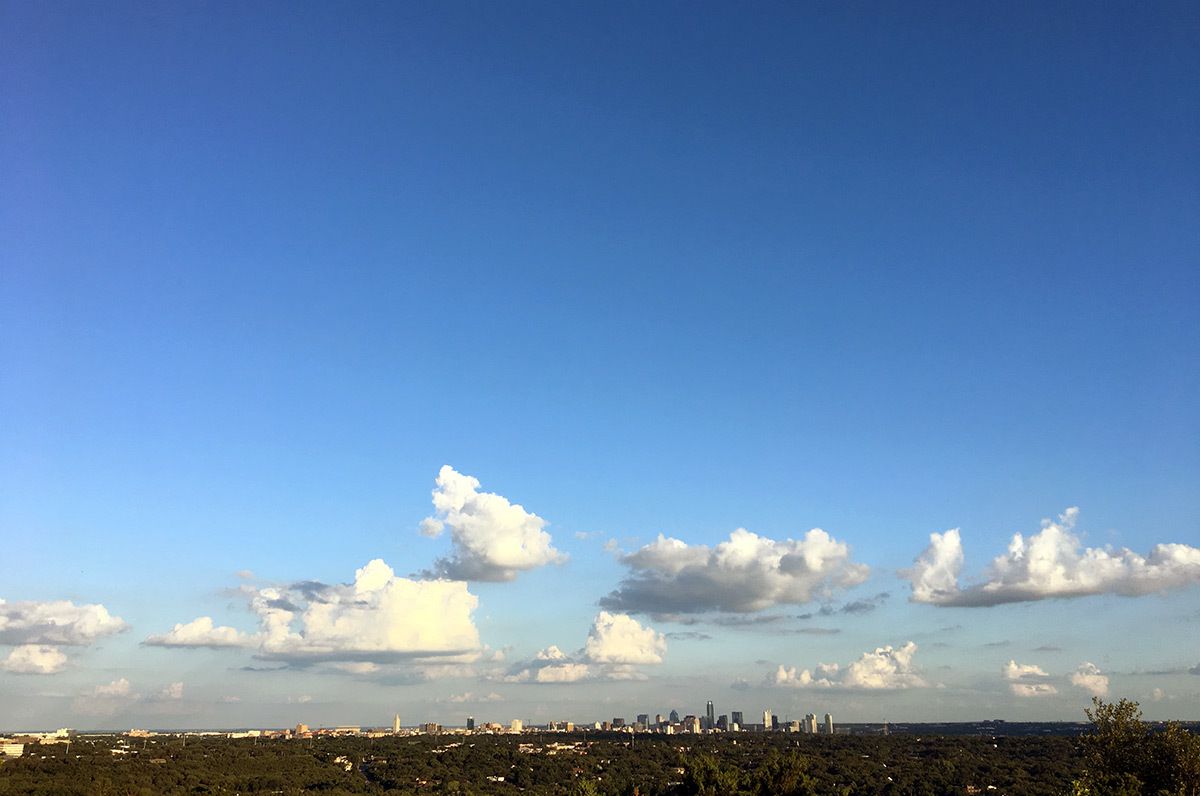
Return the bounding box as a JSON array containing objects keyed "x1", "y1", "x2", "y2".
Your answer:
[{"x1": 2, "y1": 1, "x2": 1198, "y2": 731}]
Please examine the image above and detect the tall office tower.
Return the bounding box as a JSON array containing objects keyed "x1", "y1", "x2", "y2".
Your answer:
[
  {"x1": 805, "y1": 713, "x2": 818, "y2": 734},
  {"x1": 636, "y1": 713, "x2": 649, "y2": 728},
  {"x1": 731, "y1": 711, "x2": 744, "y2": 728},
  {"x1": 763, "y1": 709, "x2": 772, "y2": 730},
  {"x1": 716, "y1": 714, "x2": 728, "y2": 731},
  {"x1": 706, "y1": 700, "x2": 715, "y2": 730},
  {"x1": 655, "y1": 714, "x2": 664, "y2": 726},
  {"x1": 510, "y1": 719, "x2": 523, "y2": 733},
  {"x1": 392, "y1": 714, "x2": 401, "y2": 734},
  {"x1": 669, "y1": 709, "x2": 680, "y2": 723},
  {"x1": 467, "y1": 716, "x2": 475, "y2": 731},
  {"x1": 824, "y1": 713, "x2": 834, "y2": 735}
]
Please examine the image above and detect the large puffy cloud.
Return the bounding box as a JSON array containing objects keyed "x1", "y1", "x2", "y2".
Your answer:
[
  {"x1": 1004, "y1": 660, "x2": 1058, "y2": 697},
  {"x1": 505, "y1": 613, "x2": 666, "y2": 683},
  {"x1": 0, "y1": 598, "x2": 127, "y2": 645},
  {"x1": 769, "y1": 642, "x2": 926, "y2": 690},
  {"x1": 906, "y1": 508, "x2": 1200, "y2": 606},
  {"x1": 1070, "y1": 662, "x2": 1110, "y2": 697},
  {"x1": 2, "y1": 644, "x2": 68, "y2": 674},
  {"x1": 600, "y1": 527, "x2": 869, "y2": 616},
  {"x1": 421, "y1": 466, "x2": 565, "y2": 582},
  {"x1": 583, "y1": 611, "x2": 667, "y2": 665},
  {"x1": 144, "y1": 617, "x2": 254, "y2": 649},
  {"x1": 148, "y1": 559, "x2": 482, "y2": 669}
]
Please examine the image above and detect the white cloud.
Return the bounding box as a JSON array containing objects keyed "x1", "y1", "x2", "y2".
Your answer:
[
  {"x1": 151, "y1": 559, "x2": 483, "y2": 671},
  {"x1": 600, "y1": 527, "x2": 869, "y2": 616},
  {"x1": 93, "y1": 678, "x2": 133, "y2": 697},
  {"x1": 156, "y1": 682, "x2": 184, "y2": 701},
  {"x1": 1003, "y1": 660, "x2": 1050, "y2": 680},
  {"x1": 257, "y1": 559, "x2": 481, "y2": 663},
  {"x1": 447, "y1": 691, "x2": 505, "y2": 703},
  {"x1": 504, "y1": 613, "x2": 667, "y2": 684},
  {"x1": 769, "y1": 642, "x2": 925, "y2": 690},
  {"x1": 2, "y1": 644, "x2": 68, "y2": 674},
  {"x1": 906, "y1": 508, "x2": 1200, "y2": 606},
  {"x1": 1070, "y1": 662, "x2": 1109, "y2": 697},
  {"x1": 1011, "y1": 683, "x2": 1059, "y2": 697},
  {"x1": 144, "y1": 616, "x2": 254, "y2": 649},
  {"x1": 422, "y1": 465, "x2": 565, "y2": 581},
  {"x1": 0, "y1": 598, "x2": 127, "y2": 645},
  {"x1": 583, "y1": 611, "x2": 666, "y2": 665},
  {"x1": 906, "y1": 529, "x2": 964, "y2": 604},
  {"x1": 1004, "y1": 660, "x2": 1057, "y2": 697}
]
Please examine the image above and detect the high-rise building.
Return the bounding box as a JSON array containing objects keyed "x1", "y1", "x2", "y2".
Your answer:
[
  {"x1": 805, "y1": 713, "x2": 817, "y2": 734},
  {"x1": 763, "y1": 709, "x2": 772, "y2": 731},
  {"x1": 655, "y1": 713, "x2": 665, "y2": 726},
  {"x1": 731, "y1": 711, "x2": 744, "y2": 728},
  {"x1": 467, "y1": 716, "x2": 475, "y2": 731},
  {"x1": 824, "y1": 713, "x2": 834, "y2": 735},
  {"x1": 392, "y1": 714, "x2": 401, "y2": 734},
  {"x1": 669, "y1": 709, "x2": 680, "y2": 723},
  {"x1": 510, "y1": 719, "x2": 523, "y2": 733},
  {"x1": 705, "y1": 701, "x2": 715, "y2": 730},
  {"x1": 716, "y1": 714, "x2": 728, "y2": 731},
  {"x1": 636, "y1": 713, "x2": 649, "y2": 728}
]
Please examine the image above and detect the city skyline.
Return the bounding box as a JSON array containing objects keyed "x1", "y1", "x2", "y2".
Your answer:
[{"x1": 2, "y1": 2, "x2": 1198, "y2": 731}]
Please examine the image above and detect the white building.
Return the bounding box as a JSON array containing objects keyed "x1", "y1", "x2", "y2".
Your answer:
[
  {"x1": 762, "y1": 709, "x2": 772, "y2": 730},
  {"x1": 824, "y1": 713, "x2": 834, "y2": 735}
]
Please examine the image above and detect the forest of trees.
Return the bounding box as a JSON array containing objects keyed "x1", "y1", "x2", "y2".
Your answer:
[{"x1": 0, "y1": 699, "x2": 1195, "y2": 795}]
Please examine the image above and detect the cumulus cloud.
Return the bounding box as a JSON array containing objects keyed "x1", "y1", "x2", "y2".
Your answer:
[
  {"x1": 1004, "y1": 660, "x2": 1058, "y2": 697},
  {"x1": 156, "y1": 682, "x2": 184, "y2": 701},
  {"x1": 94, "y1": 678, "x2": 133, "y2": 697},
  {"x1": 1070, "y1": 662, "x2": 1109, "y2": 697},
  {"x1": 769, "y1": 642, "x2": 925, "y2": 690},
  {"x1": 421, "y1": 466, "x2": 565, "y2": 581},
  {"x1": 2, "y1": 644, "x2": 68, "y2": 674},
  {"x1": 446, "y1": 691, "x2": 504, "y2": 703},
  {"x1": 0, "y1": 598, "x2": 127, "y2": 645},
  {"x1": 504, "y1": 613, "x2": 666, "y2": 684},
  {"x1": 583, "y1": 611, "x2": 667, "y2": 665},
  {"x1": 906, "y1": 508, "x2": 1200, "y2": 606},
  {"x1": 150, "y1": 559, "x2": 482, "y2": 670},
  {"x1": 600, "y1": 527, "x2": 869, "y2": 616},
  {"x1": 144, "y1": 617, "x2": 254, "y2": 649}
]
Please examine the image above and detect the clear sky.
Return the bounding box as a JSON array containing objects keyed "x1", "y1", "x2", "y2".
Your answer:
[{"x1": 2, "y1": 0, "x2": 1198, "y2": 730}]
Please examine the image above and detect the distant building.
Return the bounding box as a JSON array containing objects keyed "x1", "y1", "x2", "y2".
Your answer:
[
  {"x1": 510, "y1": 719, "x2": 523, "y2": 733},
  {"x1": 763, "y1": 710, "x2": 772, "y2": 731},
  {"x1": 669, "y1": 709, "x2": 680, "y2": 723},
  {"x1": 392, "y1": 714, "x2": 401, "y2": 734},
  {"x1": 686, "y1": 715, "x2": 701, "y2": 734},
  {"x1": 655, "y1": 713, "x2": 664, "y2": 726},
  {"x1": 731, "y1": 711, "x2": 743, "y2": 728},
  {"x1": 705, "y1": 701, "x2": 715, "y2": 730},
  {"x1": 295, "y1": 724, "x2": 309, "y2": 736},
  {"x1": 467, "y1": 716, "x2": 475, "y2": 731},
  {"x1": 0, "y1": 743, "x2": 24, "y2": 758},
  {"x1": 805, "y1": 713, "x2": 817, "y2": 734},
  {"x1": 421, "y1": 723, "x2": 440, "y2": 734},
  {"x1": 636, "y1": 714, "x2": 649, "y2": 728},
  {"x1": 716, "y1": 714, "x2": 728, "y2": 731},
  {"x1": 824, "y1": 713, "x2": 834, "y2": 735}
]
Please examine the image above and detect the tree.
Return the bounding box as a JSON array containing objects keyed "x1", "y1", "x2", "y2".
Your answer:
[{"x1": 1077, "y1": 697, "x2": 1200, "y2": 796}]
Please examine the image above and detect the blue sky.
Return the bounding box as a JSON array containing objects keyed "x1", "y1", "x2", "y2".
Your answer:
[{"x1": 1, "y1": 1, "x2": 1198, "y2": 730}]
